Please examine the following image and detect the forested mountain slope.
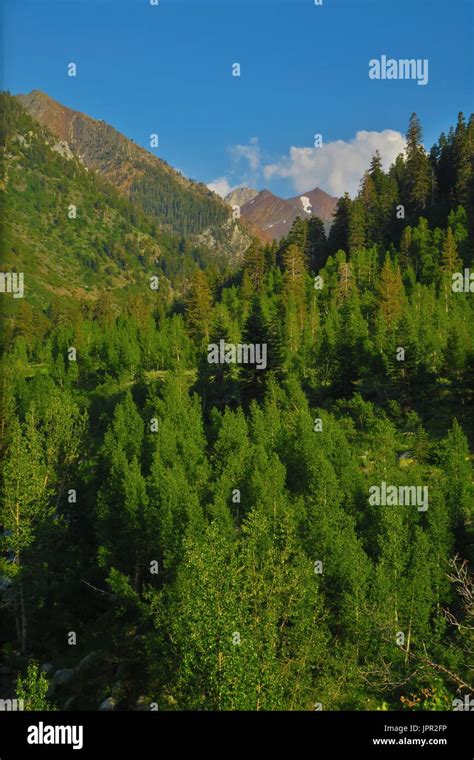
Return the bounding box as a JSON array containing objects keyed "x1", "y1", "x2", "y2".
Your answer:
[
  {"x1": 0, "y1": 107, "x2": 473, "y2": 712},
  {"x1": 0, "y1": 93, "x2": 242, "y2": 325},
  {"x1": 16, "y1": 90, "x2": 230, "y2": 238}
]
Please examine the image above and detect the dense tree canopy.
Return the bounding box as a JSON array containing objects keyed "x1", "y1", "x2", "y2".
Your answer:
[{"x1": 1, "y1": 106, "x2": 473, "y2": 712}]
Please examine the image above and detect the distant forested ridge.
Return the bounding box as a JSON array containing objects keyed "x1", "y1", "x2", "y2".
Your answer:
[{"x1": 0, "y1": 101, "x2": 473, "y2": 711}]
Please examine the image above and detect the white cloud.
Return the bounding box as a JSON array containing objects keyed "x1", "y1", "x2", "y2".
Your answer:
[
  {"x1": 208, "y1": 138, "x2": 262, "y2": 196},
  {"x1": 263, "y1": 130, "x2": 406, "y2": 197},
  {"x1": 230, "y1": 136, "x2": 261, "y2": 171},
  {"x1": 207, "y1": 176, "x2": 236, "y2": 198}
]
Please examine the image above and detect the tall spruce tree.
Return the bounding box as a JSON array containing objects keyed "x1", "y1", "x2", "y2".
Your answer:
[{"x1": 405, "y1": 113, "x2": 431, "y2": 213}]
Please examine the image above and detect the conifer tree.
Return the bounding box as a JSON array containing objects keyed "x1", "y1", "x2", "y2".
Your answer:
[
  {"x1": 441, "y1": 227, "x2": 461, "y2": 274},
  {"x1": 348, "y1": 197, "x2": 366, "y2": 253},
  {"x1": 453, "y1": 112, "x2": 473, "y2": 207},
  {"x1": 328, "y1": 193, "x2": 352, "y2": 254},
  {"x1": 240, "y1": 297, "x2": 271, "y2": 405},
  {"x1": 405, "y1": 113, "x2": 431, "y2": 213},
  {"x1": 305, "y1": 216, "x2": 327, "y2": 271},
  {"x1": 378, "y1": 257, "x2": 405, "y2": 327},
  {"x1": 1, "y1": 415, "x2": 50, "y2": 652},
  {"x1": 243, "y1": 241, "x2": 266, "y2": 291},
  {"x1": 399, "y1": 226, "x2": 413, "y2": 271},
  {"x1": 287, "y1": 216, "x2": 307, "y2": 253},
  {"x1": 185, "y1": 270, "x2": 213, "y2": 342}
]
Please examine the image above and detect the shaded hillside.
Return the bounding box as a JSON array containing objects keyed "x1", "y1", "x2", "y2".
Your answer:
[
  {"x1": 0, "y1": 93, "x2": 232, "y2": 317},
  {"x1": 16, "y1": 90, "x2": 230, "y2": 238}
]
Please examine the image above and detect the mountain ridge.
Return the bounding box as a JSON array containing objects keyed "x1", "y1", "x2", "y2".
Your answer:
[
  {"x1": 0, "y1": 92, "x2": 242, "y2": 313},
  {"x1": 15, "y1": 90, "x2": 336, "y2": 249},
  {"x1": 15, "y1": 90, "x2": 232, "y2": 239},
  {"x1": 225, "y1": 185, "x2": 337, "y2": 242}
]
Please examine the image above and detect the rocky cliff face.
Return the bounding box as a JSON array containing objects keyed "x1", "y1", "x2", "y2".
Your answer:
[
  {"x1": 224, "y1": 187, "x2": 259, "y2": 208},
  {"x1": 195, "y1": 218, "x2": 254, "y2": 263}
]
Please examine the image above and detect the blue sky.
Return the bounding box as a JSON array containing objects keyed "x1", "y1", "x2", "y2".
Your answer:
[{"x1": 2, "y1": 0, "x2": 473, "y2": 198}]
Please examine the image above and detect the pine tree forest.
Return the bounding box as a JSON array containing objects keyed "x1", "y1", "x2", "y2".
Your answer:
[{"x1": 1, "y1": 97, "x2": 473, "y2": 717}]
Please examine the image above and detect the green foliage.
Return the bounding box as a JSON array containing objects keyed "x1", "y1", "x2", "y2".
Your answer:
[
  {"x1": 16, "y1": 662, "x2": 55, "y2": 711},
  {"x1": 0, "y1": 92, "x2": 233, "y2": 315},
  {"x1": 1, "y1": 104, "x2": 473, "y2": 712}
]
